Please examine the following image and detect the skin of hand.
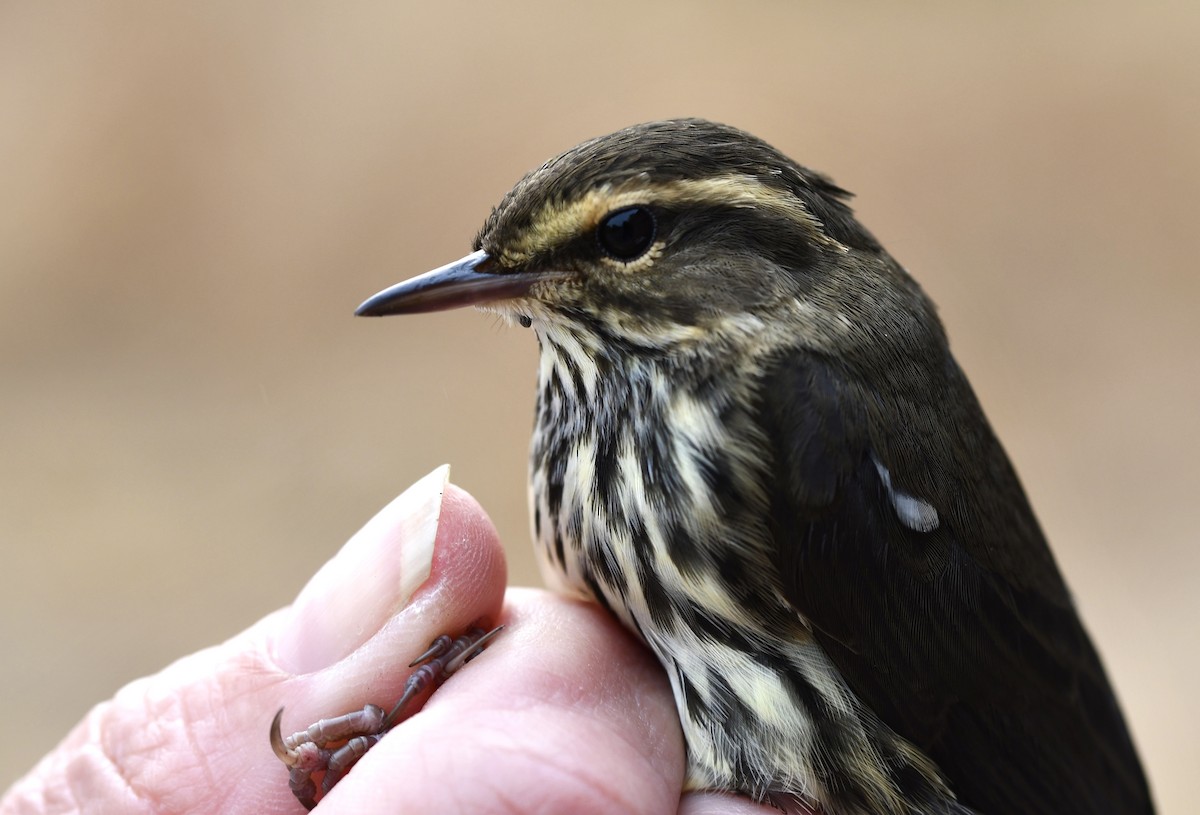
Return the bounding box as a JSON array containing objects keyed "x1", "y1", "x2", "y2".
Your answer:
[{"x1": 0, "y1": 467, "x2": 783, "y2": 815}]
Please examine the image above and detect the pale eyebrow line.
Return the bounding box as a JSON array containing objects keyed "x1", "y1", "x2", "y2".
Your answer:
[{"x1": 499, "y1": 174, "x2": 847, "y2": 265}]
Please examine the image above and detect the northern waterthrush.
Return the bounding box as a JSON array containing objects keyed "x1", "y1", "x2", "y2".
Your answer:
[{"x1": 319, "y1": 120, "x2": 1153, "y2": 813}]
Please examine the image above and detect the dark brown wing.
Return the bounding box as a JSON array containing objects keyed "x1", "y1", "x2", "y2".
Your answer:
[{"x1": 757, "y1": 352, "x2": 1154, "y2": 814}]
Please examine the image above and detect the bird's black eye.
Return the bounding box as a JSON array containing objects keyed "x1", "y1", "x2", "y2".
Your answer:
[{"x1": 597, "y1": 206, "x2": 656, "y2": 261}]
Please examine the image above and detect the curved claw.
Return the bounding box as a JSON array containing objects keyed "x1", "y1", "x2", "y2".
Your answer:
[
  {"x1": 408, "y1": 633, "x2": 455, "y2": 667},
  {"x1": 269, "y1": 708, "x2": 298, "y2": 766},
  {"x1": 446, "y1": 625, "x2": 504, "y2": 673},
  {"x1": 384, "y1": 625, "x2": 504, "y2": 728}
]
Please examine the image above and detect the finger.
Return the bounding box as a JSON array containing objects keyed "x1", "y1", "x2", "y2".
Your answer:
[
  {"x1": 319, "y1": 588, "x2": 688, "y2": 815},
  {"x1": 269, "y1": 467, "x2": 508, "y2": 722},
  {"x1": 679, "y1": 791, "x2": 808, "y2": 815},
  {"x1": 0, "y1": 468, "x2": 506, "y2": 815}
]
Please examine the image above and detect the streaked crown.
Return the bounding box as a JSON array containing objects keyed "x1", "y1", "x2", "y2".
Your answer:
[{"x1": 472, "y1": 119, "x2": 943, "y2": 362}]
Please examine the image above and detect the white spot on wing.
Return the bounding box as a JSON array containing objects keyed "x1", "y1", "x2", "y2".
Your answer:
[{"x1": 873, "y1": 457, "x2": 940, "y2": 533}]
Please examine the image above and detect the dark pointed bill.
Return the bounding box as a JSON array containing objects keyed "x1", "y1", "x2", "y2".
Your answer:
[{"x1": 356, "y1": 250, "x2": 561, "y2": 316}]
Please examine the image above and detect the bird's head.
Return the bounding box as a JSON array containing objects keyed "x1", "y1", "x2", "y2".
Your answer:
[{"x1": 358, "y1": 119, "x2": 944, "y2": 364}]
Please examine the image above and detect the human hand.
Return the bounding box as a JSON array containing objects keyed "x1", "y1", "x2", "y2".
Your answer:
[{"x1": 1, "y1": 467, "x2": 777, "y2": 814}]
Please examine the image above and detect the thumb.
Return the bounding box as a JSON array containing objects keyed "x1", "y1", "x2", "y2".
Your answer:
[{"x1": 1, "y1": 467, "x2": 507, "y2": 815}]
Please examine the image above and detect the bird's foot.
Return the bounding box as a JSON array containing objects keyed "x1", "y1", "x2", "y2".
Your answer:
[{"x1": 270, "y1": 624, "x2": 503, "y2": 810}]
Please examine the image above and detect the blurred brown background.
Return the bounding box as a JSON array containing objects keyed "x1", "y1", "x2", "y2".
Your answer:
[{"x1": 1, "y1": 2, "x2": 1196, "y2": 810}]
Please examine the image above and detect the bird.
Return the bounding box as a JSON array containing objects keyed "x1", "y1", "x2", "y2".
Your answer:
[{"x1": 351, "y1": 119, "x2": 1155, "y2": 814}]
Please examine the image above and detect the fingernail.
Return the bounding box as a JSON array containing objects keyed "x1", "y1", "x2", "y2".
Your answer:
[{"x1": 273, "y1": 465, "x2": 449, "y2": 674}]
